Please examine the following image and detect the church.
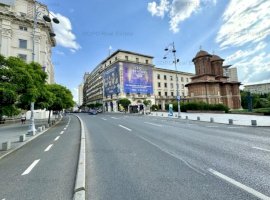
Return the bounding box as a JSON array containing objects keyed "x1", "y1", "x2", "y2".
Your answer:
[{"x1": 186, "y1": 50, "x2": 241, "y2": 109}]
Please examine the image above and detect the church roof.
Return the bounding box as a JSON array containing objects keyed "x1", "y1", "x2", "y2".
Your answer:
[
  {"x1": 192, "y1": 50, "x2": 211, "y2": 61},
  {"x1": 211, "y1": 54, "x2": 224, "y2": 62}
]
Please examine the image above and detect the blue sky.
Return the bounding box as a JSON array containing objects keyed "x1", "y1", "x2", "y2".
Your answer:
[{"x1": 39, "y1": 0, "x2": 270, "y2": 102}]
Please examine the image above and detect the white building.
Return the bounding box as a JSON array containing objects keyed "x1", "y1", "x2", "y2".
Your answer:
[
  {"x1": 244, "y1": 83, "x2": 270, "y2": 94},
  {"x1": 78, "y1": 83, "x2": 84, "y2": 106},
  {"x1": 223, "y1": 66, "x2": 238, "y2": 82},
  {"x1": 0, "y1": 0, "x2": 56, "y2": 83}
]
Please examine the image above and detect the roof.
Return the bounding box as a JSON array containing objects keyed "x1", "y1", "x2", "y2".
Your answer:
[
  {"x1": 211, "y1": 54, "x2": 224, "y2": 62},
  {"x1": 192, "y1": 50, "x2": 211, "y2": 61},
  {"x1": 154, "y1": 67, "x2": 194, "y2": 76}
]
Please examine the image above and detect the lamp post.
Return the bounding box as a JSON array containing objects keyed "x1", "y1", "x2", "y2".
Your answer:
[
  {"x1": 163, "y1": 42, "x2": 181, "y2": 118},
  {"x1": 28, "y1": 1, "x2": 59, "y2": 134}
]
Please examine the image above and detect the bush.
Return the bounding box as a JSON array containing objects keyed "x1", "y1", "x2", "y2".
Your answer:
[
  {"x1": 179, "y1": 102, "x2": 229, "y2": 113},
  {"x1": 151, "y1": 104, "x2": 159, "y2": 111}
]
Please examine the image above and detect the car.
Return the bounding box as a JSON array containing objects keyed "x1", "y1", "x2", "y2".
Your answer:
[{"x1": 88, "y1": 109, "x2": 97, "y2": 115}]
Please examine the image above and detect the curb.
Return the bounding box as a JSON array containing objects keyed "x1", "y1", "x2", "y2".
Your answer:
[
  {"x1": 0, "y1": 117, "x2": 63, "y2": 161},
  {"x1": 73, "y1": 115, "x2": 86, "y2": 200}
]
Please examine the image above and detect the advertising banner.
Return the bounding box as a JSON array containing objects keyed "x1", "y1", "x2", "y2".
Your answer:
[
  {"x1": 104, "y1": 64, "x2": 120, "y2": 96},
  {"x1": 123, "y1": 63, "x2": 153, "y2": 94}
]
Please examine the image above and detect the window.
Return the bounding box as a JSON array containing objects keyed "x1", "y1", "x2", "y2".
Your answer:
[
  {"x1": 164, "y1": 83, "x2": 167, "y2": 88},
  {"x1": 136, "y1": 58, "x2": 139, "y2": 63},
  {"x1": 158, "y1": 82, "x2": 161, "y2": 87},
  {"x1": 182, "y1": 92, "x2": 185, "y2": 96},
  {"x1": 182, "y1": 84, "x2": 185, "y2": 89},
  {"x1": 109, "y1": 60, "x2": 111, "y2": 64},
  {"x1": 170, "y1": 83, "x2": 173, "y2": 88},
  {"x1": 165, "y1": 92, "x2": 168, "y2": 96},
  {"x1": 115, "y1": 57, "x2": 118, "y2": 61},
  {"x1": 19, "y1": 26, "x2": 27, "y2": 31},
  {"x1": 164, "y1": 75, "x2": 167, "y2": 80},
  {"x1": 125, "y1": 56, "x2": 128, "y2": 61},
  {"x1": 171, "y1": 92, "x2": 174, "y2": 96},
  {"x1": 157, "y1": 74, "x2": 160, "y2": 79},
  {"x1": 170, "y1": 76, "x2": 173, "y2": 81},
  {"x1": 186, "y1": 78, "x2": 189, "y2": 82},
  {"x1": 181, "y1": 77, "x2": 184, "y2": 82},
  {"x1": 19, "y1": 39, "x2": 27, "y2": 49},
  {"x1": 18, "y1": 54, "x2": 27, "y2": 61},
  {"x1": 158, "y1": 91, "x2": 161, "y2": 96},
  {"x1": 146, "y1": 59, "x2": 149, "y2": 64}
]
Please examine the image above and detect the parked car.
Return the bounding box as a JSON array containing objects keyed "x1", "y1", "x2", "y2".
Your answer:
[{"x1": 88, "y1": 109, "x2": 97, "y2": 115}]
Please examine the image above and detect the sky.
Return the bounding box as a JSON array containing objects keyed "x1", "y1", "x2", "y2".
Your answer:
[{"x1": 39, "y1": 0, "x2": 270, "y2": 102}]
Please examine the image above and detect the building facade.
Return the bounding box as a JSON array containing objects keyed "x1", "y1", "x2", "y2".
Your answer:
[
  {"x1": 186, "y1": 50, "x2": 241, "y2": 109},
  {"x1": 83, "y1": 50, "x2": 194, "y2": 112},
  {"x1": 244, "y1": 83, "x2": 270, "y2": 94},
  {"x1": 0, "y1": 0, "x2": 56, "y2": 83},
  {"x1": 223, "y1": 66, "x2": 238, "y2": 82},
  {"x1": 78, "y1": 83, "x2": 83, "y2": 106}
]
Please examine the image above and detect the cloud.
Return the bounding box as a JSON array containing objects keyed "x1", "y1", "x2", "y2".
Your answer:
[
  {"x1": 147, "y1": 0, "x2": 216, "y2": 33},
  {"x1": 216, "y1": 0, "x2": 270, "y2": 49},
  {"x1": 217, "y1": 0, "x2": 270, "y2": 85},
  {"x1": 51, "y1": 12, "x2": 81, "y2": 52},
  {"x1": 55, "y1": 50, "x2": 65, "y2": 55}
]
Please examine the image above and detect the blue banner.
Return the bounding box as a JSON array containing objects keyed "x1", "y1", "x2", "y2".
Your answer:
[
  {"x1": 104, "y1": 64, "x2": 120, "y2": 96},
  {"x1": 123, "y1": 63, "x2": 153, "y2": 94}
]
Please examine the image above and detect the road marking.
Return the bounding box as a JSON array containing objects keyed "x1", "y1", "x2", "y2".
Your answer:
[
  {"x1": 206, "y1": 126, "x2": 219, "y2": 128},
  {"x1": 21, "y1": 159, "x2": 40, "y2": 176},
  {"x1": 208, "y1": 168, "x2": 270, "y2": 200},
  {"x1": 252, "y1": 147, "x2": 270, "y2": 152},
  {"x1": 111, "y1": 117, "x2": 119, "y2": 119},
  {"x1": 44, "y1": 144, "x2": 53, "y2": 152},
  {"x1": 64, "y1": 127, "x2": 67, "y2": 130},
  {"x1": 101, "y1": 118, "x2": 107, "y2": 121},
  {"x1": 118, "y1": 124, "x2": 132, "y2": 131},
  {"x1": 54, "y1": 136, "x2": 60, "y2": 141},
  {"x1": 227, "y1": 127, "x2": 242, "y2": 129},
  {"x1": 144, "y1": 122, "x2": 163, "y2": 127},
  {"x1": 60, "y1": 131, "x2": 64, "y2": 135}
]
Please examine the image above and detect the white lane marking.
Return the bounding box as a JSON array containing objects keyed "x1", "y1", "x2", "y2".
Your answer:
[
  {"x1": 208, "y1": 168, "x2": 270, "y2": 200},
  {"x1": 64, "y1": 127, "x2": 67, "y2": 130},
  {"x1": 54, "y1": 136, "x2": 60, "y2": 141},
  {"x1": 227, "y1": 127, "x2": 242, "y2": 129},
  {"x1": 144, "y1": 122, "x2": 163, "y2": 127},
  {"x1": 60, "y1": 131, "x2": 64, "y2": 135},
  {"x1": 44, "y1": 144, "x2": 53, "y2": 152},
  {"x1": 101, "y1": 118, "x2": 107, "y2": 121},
  {"x1": 118, "y1": 125, "x2": 132, "y2": 131},
  {"x1": 252, "y1": 147, "x2": 270, "y2": 153},
  {"x1": 111, "y1": 117, "x2": 119, "y2": 119},
  {"x1": 21, "y1": 159, "x2": 40, "y2": 176},
  {"x1": 207, "y1": 126, "x2": 219, "y2": 128}
]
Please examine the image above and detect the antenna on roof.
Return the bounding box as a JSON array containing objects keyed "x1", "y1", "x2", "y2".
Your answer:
[{"x1": 109, "y1": 46, "x2": 113, "y2": 56}]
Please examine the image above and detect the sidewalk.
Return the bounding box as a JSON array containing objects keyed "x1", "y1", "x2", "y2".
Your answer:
[
  {"x1": 0, "y1": 118, "x2": 60, "y2": 158},
  {"x1": 150, "y1": 112, "x2": 270, "y2": 126}
]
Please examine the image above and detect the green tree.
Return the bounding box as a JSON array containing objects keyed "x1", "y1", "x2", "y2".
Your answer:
[
  {"x1": 143, "y1": 100, "x2": 151, "y2": 106},
  {"x1": 118, "y1": 98, "x2": 131, "y2": 113}
]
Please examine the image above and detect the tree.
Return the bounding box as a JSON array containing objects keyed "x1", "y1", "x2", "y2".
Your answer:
[
  {"x1": 118, "y1": 98, "x2": 131, "y2": 113},
  {"x1": 143, "y1": 100, "x2": 151, "y2": 106}
]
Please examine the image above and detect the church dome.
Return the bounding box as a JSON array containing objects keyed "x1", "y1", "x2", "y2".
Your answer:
[
  {"x1": 211, "y1": 54, "x2": 224, "y2": 62},
  {"x1": 192, "y1": 50, "x2": 211, "y2": 61}
]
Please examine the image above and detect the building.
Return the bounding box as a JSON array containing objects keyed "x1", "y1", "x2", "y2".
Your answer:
[
  {"x1": 186, "y1": 50, "x2": 241, "y2": 109},
  {"x1": 78, "y1": 83, "x2": 84, "y2": 106},
  {"x1": 83, "y1": 49, "x2": 194, "y2": 112},
  {"x1": 223, "y1": 66, "x2": 238, "y2": 82},
  {"x1": 153, "y1": 68, "x2": 193, "y2": 110},
  {"x1": 0, "y1": 0, "x2": 56, "y2": 83},
  {"x1": 244, "y1": 83, "x2": 270, "y2": 94}
]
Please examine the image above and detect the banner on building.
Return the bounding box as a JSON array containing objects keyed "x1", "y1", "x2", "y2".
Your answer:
[
  {"x1": 123, "y1": 63, "x2": 153, "y2": 94},
  {"x1": 104, "y1": 64, "x2": 120, "y2": 96}
]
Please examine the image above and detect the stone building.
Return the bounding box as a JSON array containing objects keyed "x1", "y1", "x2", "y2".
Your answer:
[
  {"x1": 244, "y1": 83, "x2": 270, "y2": 94},
  {"x1": 0, "y1": 0, "x2": 56, "y2": 83},
  {"x1": 186, "y1": 50, "x2": 241, "y2": 109}
]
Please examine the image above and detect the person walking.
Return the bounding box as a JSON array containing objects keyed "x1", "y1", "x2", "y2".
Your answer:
[{"x1": 21, "y1": 113, "x2": 26, "y2": 124}]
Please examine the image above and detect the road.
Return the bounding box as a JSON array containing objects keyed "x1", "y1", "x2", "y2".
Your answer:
[
  {"x1": 79, "y1": 113, "x2": 270, "y2": 200},
  {"x1": 0, "y1": 115, "x2": 81, "y2": 200}
]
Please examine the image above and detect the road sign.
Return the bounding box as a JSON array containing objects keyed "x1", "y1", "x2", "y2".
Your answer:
[{"x1": 177, "y1": 96, "x2": 181, "y2": 101}]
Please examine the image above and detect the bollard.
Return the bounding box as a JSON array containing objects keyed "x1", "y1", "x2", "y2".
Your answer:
[
  {"x1": 19, "y1": 134, "x2": 26, "y2": 142},
  {"x1": 210, "y1": 117, "x2": 214, "y2": 123},
  {"x1": 42, "y1": 125, "x2": 45, "y2": 131},
  {"x1": 38, "y1": 127, "x2": 42, "y2": 132},
  {"x1": 29, "y1": 131, "x2": 36, "y2": 136},
  {"x1": 229, "y1": 119, "x2": 233, "y2": 125},
  {"x1": 251, "y1": 120, "x2": 257, "y2": 126},
  {"x1": 2, "y1": 141, "x2": 11, "y2": 151},
  {"x1": 186, "y1": 116, "x2": 188, "y2": 120},
  {"x1": 197, "y1": 116, "x2": 200, "y2": 121}
]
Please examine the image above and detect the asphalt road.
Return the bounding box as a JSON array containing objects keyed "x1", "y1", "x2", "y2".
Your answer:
[
  {"x1": 0, "y1": 115, "x2": 81, "y2": 200},
  {"x1": 79, "y1": 113, "x2": 270, "y2": 200}
]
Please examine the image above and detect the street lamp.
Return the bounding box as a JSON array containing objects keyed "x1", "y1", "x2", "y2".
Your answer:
[
  {"x1": 28, "y1": 1, "x2": 60, "y2": 134},
  {"x1": 163, "y1": 42, "x2": 181, "y2": 118}
]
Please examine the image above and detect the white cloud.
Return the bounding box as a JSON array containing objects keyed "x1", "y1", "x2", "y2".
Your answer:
[
  {"x1": 217, "y1": 0, "x2": 270, "y2": 85},
  {"x1": 55, "y1": 50, "x2": 65, "y2": 55},
  {"x1": 147, "y1": 0, "x2": 216, "y2": 33},
  {"x1": 216, "y1": 0, "x2": 270, "y2": 49},
  {"x1": 51, "y1": 12, "x2": 81, "y2": 52}
]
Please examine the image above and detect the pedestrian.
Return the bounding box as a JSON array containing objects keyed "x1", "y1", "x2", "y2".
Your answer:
[{"x1": 21, "y1": 113, "x2": 26, "y2": 124}]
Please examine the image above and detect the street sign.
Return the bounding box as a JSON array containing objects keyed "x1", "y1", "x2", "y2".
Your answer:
[{"x1": 177, "y1": 96, "x2": 181, "y2": 101}]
